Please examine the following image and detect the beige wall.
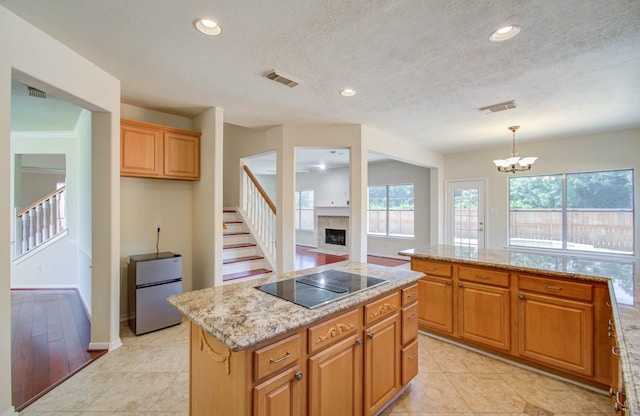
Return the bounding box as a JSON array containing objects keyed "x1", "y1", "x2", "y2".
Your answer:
[
  {"x1": 444, "y1": 127, "x2": 640, "y2": 254},
  {"x1": 119, "y1": 105, "x2": 196, "y2": 318},
  {"x1": 2, "y1": 6, "x2": 121, "y2": 414}
]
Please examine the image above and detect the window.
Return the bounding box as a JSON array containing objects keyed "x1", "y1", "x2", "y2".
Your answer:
[
  {"x1": 368, "y1": 184, "x2": 414, "y2": 237},
  {"x1": 509, "y1": 169, "x2": 634, "y2": 255},
  {"x1": 295, "y1": 190, "x2": 314, "y2": 230}
]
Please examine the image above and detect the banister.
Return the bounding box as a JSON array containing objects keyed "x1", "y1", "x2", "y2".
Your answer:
[
  {"x1": 242, "y1": 165, "x2": 276, "y2": 214},
  {"x1": 17, "y1": 186, "x2": 66, "y2": 217}
]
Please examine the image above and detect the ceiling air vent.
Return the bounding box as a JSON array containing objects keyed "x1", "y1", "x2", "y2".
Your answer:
[
  {"x1": 479, "y1": 100, "x2": 516, "y2": 114},
  {"x1": 265, "y1": 70, "x2": 301, "y2": 88},
  {"x1": 27, "y1": 86, "x2": 46, "y2": 99}
]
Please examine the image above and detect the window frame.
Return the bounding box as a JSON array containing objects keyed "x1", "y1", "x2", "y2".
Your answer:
[
  {"x1": 367, "y1": 183, "x2": 415, "y2": 238},
  {"x1": 508, "y1": 169, "x2": 634, "y2": 256},
  {"x1": 295, "y1": 189, "x2": 314, "y2": 231}
]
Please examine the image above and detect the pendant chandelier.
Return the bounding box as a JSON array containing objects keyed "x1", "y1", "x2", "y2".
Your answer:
[{"x1": 492, "y1": 125, "x2": 537, "y2": 173}]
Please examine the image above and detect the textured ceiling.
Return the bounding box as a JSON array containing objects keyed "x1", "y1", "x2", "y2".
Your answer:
[{"x1": 2, "y1": 0, "x2": 639, "y2": 153}]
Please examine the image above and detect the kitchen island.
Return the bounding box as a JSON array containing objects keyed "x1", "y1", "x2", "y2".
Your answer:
[
  {"x1": 168, "y1": 262, "x2": 423, "y2": 416},
  {"x1": 399, "y1": 245, "x2": 639, "y2": 416}
]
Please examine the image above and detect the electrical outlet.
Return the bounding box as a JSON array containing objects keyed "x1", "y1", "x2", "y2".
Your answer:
[{"x1": 35, "y1": 264, "x2": 41, "y2": 273}]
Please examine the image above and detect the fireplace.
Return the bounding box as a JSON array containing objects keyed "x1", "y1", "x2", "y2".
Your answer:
[{"x1": 325, "y1": 228, "x2": 346, "y2": 246}]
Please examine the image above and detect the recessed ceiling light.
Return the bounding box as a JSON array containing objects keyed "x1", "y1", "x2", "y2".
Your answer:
[
  {"x1": 489, "y1": 24, "x2": 521, "y2": 42},
  {"x1": 319, "y1": 163, "x2": 326, "y2": 170},
  {"x1": 194, "y1": 18, "x2": 221, "y2": 36},
  {"x1": 340, "y1": 88, "x2": 356, "y2": 97}
]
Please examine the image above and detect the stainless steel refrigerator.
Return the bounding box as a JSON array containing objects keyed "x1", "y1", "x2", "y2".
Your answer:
[{"x1": 128, "y1": 252, "x2": 182, "y2": 335}]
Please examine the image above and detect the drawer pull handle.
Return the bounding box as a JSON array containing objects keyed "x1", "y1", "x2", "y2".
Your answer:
[
  {"x1": 408, "y1": 313, "x2": 417, "y2": 320},
  {"x1": 544, "y1": 285, "x2": 563, "y2": 291},
  {"x1": 475, "y1": 274, "x2": 490, "y2": 279},
  {"x1": 446, "y1": 281, "x2": 452, "y2": 286},
  {"x1": 270, "y1": 351, "x2": 291, "y2": 363},
  {"x1": 356, "y1": 338, "x2": 363, "y2": 345},
  {"x1": 295, "y1": 372, "x2": 303, "y2": 381},
  {"x1": 612, "y1": 346, "x2": 620, "y2": 356},
  {"x1": 519, "y1": 294, "x2": 525, "y2": 300},
  {"x1": 368, "y1": 333, "x2": 374, "y2": 340},
  {"x1": 407, "y1": 292, "x2": 418, "y2": 298},
  {"x1": 424, "y1": 267, "x2": 436, "y2": 271},
  {"x1": 458, "y1": 283, "x2": 463, "y2": 288},
  {"x1": 408, "y1": 352, "x2": 418, "y2": 360}
]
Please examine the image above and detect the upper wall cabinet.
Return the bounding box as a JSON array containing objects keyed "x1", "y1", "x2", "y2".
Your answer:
[{"x1": 120, "y1": 118, "x2": 201, "y2": 180}]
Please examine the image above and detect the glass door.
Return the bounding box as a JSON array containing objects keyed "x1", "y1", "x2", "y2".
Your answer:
[{"x1": 446, "y1": 179, "x2": 486, "y2": 252}]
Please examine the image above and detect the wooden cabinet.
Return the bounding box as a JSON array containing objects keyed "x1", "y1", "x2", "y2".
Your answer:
[
  {"x1": 517, "y1": 274, "x2": 594, "y2": 377},
  {"x1": 457, "y1": 266, "x2": 510, "y2": 351},
  {"x1": 120, "y1": 118, "x2": 200, "y2": 180},
  {"x1": 190, "y1": 283, "x2": 417, "y2": 416},
  {"x1": 364, "y1": 314, "x2": 400, "y2": 416},
  {"x1": 254, "y1": 365, "x2": 303, "y2": 416},
  {"x1": 409, "y1": 257, "x2": 613, "y2": 390},
  {"x1": 400, "y1": 284, "x2": 419, "y2": 386},
  {"x1": 308, "y1": 334, "x2": 363, "y2": 416},
  {"x1": 413, "y1": 259, "x2": 454, "y2": 335}
]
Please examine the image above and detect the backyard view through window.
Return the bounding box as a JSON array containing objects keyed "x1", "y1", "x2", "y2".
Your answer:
[
  {"x1": 509, "y1": 169, "x2": 634, "y2": 254},
  {"x1": 295, "y1": 190, "x2": 314, "y2": 230},
  {"x1": 368, "y1": 184, "x2": 414, "y2": 237}
]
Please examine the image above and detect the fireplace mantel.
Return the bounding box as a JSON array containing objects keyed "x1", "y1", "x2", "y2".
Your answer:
[{"x1": 315, "y1": 205, "x2": 349, "y2": 217}]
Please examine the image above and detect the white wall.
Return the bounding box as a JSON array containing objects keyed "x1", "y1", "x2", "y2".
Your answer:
[
  {"x1": 444, "y1": 127, "x2": 640, "y2": 254},
  {"x1": 1, "y1": 6, "x2": 121, "y2": 414},
  {"x1": 19, "y1": 172, "x2": 65, "y2": 208},
  {"x1": 368, "y1": 160, "x2": 431, "y2": 258},
  {"x1": 76, "y1": 110, "x2": 92, "y2": 312}
]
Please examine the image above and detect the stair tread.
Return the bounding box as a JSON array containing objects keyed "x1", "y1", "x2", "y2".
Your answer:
[
  {"x1": 223, "y1": 255, "x2": 264, "y2": 264},
  {"x1": 223, "y1": 232, "x2": 250, "y2": 236},
  {"x1": 223, "y1": 210, "x2": 237, "y2": 213},
  {"x1": 223, "y1": 268, "x2": 272, "y2": 281},
  {"x1": 223, "y1": 243, "x2": 257, "y2": 249},
  {"x1": 224, "y1": 221, "x2": 243, "y2": 224}
]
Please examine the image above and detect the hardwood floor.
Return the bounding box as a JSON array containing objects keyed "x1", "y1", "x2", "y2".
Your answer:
[
  {"x1": 11, "y1": 289, "x2": 105, "y2": 412},
  {"x1": 295, "y1": 245, "x2": 409, "y2": 268}
]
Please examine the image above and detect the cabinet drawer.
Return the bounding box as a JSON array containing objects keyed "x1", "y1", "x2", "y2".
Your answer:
[
  {"x1": 519, "y1": 274, "x2": 593, "y2": 302},
  {"x1": 401, "y1": 338, "x2": 419, "y2": 385},
  {"x1": 308, "y1": 308, "x2": 361, "y2": 354},
  {"x1": 402, "y1": 303, "x2": 419, "y2": 345},
  {"x1": 458, "y1": 266, "x2": 509, "y2": 287},
  {"x1": 254, "y1": 334, "x2": 301, "y2": 381},
  {"x1": 365, "y1": 292, "x2": 400, "y2": 326},
  {"x1": 411, "y1": 259, "x2": 452, "y2": 277},
  {"x1": 401, "y1": 284, "x2": 418, "y2": 306}
]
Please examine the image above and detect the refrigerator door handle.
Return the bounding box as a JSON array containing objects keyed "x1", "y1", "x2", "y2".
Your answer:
[{"x1": 136, "y1": 277, "x2": 182, "y2": 289}]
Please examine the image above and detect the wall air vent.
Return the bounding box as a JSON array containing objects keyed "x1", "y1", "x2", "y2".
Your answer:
[
  {"x1": 265, "y1": 70, "x2": 301, "y2": 88},
  {"x1": 479, "y1": 100, "x2": 516, "y2": 114},
  {"x1": 27, "y1": 86, "x2": 46, "y2": 99}
]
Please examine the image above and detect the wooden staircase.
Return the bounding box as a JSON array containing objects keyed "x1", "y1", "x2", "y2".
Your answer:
[{"x1": 223, "y1": 209, "x2": 271, "y2": 282}]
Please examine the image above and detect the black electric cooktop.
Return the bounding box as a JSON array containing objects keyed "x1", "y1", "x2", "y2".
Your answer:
[{"x1": 256, "y1": 270, "x2": 388, "y2": 309}]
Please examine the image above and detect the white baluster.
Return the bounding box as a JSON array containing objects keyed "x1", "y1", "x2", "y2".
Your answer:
[
  {"x1": 49, "y1": 196, "x2": 55, "y2": 236},
  {"x1": 41, "y1": 199, "x2": 49, "y2": 241},
  {"x1": 35, "y1": 205, "x2": 42, "y2": 245},
  {"x1": 28, "y1": 209, "x2": 35, "y2": 249}
]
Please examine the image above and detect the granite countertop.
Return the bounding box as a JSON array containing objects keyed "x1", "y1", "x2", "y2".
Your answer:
[
  {"x1": 167, "y1": 261, "x2": 423, "y2": 352},
  {"x1": 399, "y1": 244, "x2": 640, "y2": 416}
]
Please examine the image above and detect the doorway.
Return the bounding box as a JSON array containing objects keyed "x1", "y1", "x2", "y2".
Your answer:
[{"x1": 445, "y1": 179, "x2": 486, "y2": 253}]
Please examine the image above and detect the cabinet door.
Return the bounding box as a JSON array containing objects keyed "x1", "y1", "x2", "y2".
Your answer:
[
  {"x1": 308, "y1": 334, "x2": 363, "y2": 416},
  {"x1": 364, "y1": 314, "x2": 400, "y2": 416},
  {"x1": 457, "y1": 281, "x2": 510, "y2": 351},
  {"x1": 253, "y1": 365, "x2": 303, "y2": 416},
  {"x1": 401, "y1": 303, "x2": 419, "y2": 345},
  {"x1": 120, "y1": 123, "x2": 163, "y2": 177},
  {"x1": 164, "y1": 131, "x2": 200, "y2": 179},
  {"x1": 517, "y1": 292, "x2": 594, "y2": 376},
  {"x1": 417, "y1": 277, "x2": 453, "y2": 334}
]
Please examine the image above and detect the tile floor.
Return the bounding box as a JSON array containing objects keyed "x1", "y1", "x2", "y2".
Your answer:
[{"x1": 20, "y1": 321, "x2": 615, "y2": 416}]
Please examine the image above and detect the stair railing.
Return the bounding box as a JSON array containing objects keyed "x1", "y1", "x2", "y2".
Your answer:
[
  {"x1": 240, "y1": 165, "x2": 276, "y2": 266},
  {"x1": 15, "y1": 186, "x2": 66, "y2": 258}
]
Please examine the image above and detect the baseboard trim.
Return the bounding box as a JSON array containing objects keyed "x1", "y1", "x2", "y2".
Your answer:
[{"x1": 89, "y1": 337, "x2": 122, "y2": 352}]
